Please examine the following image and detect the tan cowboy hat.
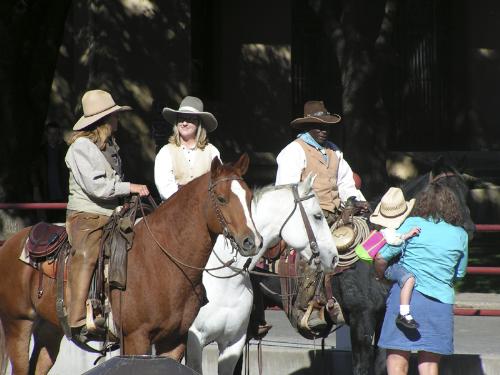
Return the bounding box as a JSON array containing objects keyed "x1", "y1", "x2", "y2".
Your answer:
[
  {"x1": 290, "y1": 100, "x2": 342, "y2": 130},
  {"x1": 73, "y1": 90, "x2": 132, "y2": 131},
  {"x1": 162, "y1": 96, "x2": 218, "y2": 132},
  {"x1": 370, "y1": 187, "x2": 416, "y2": 229}
]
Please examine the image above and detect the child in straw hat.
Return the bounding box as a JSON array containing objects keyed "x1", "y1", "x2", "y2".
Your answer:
[{"x1": 355, "y1": 187, "x2": 421, "y2": 329}]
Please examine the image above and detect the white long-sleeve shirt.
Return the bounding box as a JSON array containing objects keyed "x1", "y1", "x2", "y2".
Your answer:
[
  {"x1": 275, "y1": 141, "x2": 365, "y2": 202},
  {"x1": 154, "y1": 143, "x2": 220, "y2": 200}
]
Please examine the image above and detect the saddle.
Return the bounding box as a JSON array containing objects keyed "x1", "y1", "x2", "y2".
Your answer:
[
  {"x1": 27, "y1": 222, "x2": 67, "y2": 260},
  {"x1": 277, "y1": 249, "x2": 337, "y2": 340}
]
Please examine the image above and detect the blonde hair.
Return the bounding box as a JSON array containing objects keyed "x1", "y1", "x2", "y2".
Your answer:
[
  {"x1": 168, "y1": 123, "x2": 209, "y2": 150},
  {"x1": 67, "y1": 120, "x2": 112, "y2": 150}
]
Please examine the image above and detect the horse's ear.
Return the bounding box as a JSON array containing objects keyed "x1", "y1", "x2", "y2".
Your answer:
[
  {"x1": 299, "y1": 172, "x2": 316, "y2": 195},
  {"x1": 210, "y1": 156, "x2": 224, "y2": 178},
  {"x1": 430, "y1": 155, "x2": 445, "y2": 179},
  {"x1": 233, "y1": 153, "x2": 250, "y2": 176}
]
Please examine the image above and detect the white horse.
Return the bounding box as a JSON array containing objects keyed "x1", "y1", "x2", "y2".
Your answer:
[{"x1": 186, "y1": 175, "x2": 339, "y2": 374}]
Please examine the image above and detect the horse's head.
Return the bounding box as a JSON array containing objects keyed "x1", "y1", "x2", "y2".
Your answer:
[
  {"x1": 251, "y1": 174, "x2": 338, "y2": 271},
  {"x1": 207, "y1": 153, "x2": 262, "y2": 257},
  {"x1": 401, "y1": 157, "x2": 475, "y2": 240}
]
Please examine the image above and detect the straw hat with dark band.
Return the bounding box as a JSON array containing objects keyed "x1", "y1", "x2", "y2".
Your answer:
[
  {"x1": 290, "y1": 100, "x2": 342, "y2": 130},
  {"x1": 369, "y1": 187, "x2": 416, "y2": 229},
  {"x1": 73, "y1": 90, "x2": 132, "y2": 131},
  {"x1": 162, "y1": 96, "x2": 218, "y2": 133}
]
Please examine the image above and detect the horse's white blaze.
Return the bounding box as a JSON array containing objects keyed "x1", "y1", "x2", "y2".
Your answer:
[{"x1": 231, "y1": 180, "x2": 262, "y2": 249}]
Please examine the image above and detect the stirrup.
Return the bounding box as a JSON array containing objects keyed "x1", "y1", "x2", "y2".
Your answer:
[{"x1": 85, "y1": 299, "x2": 106, "y2": 335}]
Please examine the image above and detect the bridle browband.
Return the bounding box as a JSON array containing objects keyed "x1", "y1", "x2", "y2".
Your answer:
[
  {"x1": 208, "y1": 175, "x2": 246, "y2": 254},
  {"x1": 429, "y1": 171, "x2": 457, "y2": 184},
  {"x1": 275, "y1": 183, "x2": 321, "y2": 266}
]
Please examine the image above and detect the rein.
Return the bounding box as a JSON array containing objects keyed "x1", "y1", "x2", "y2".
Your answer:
[
  {"x1": 138, "y1": 175, "x2": 245, "y2": 272},
  {"x1": 209, "y1": 175, "x2": 246, "y2": 255},
  {"x1": 276, "y1": 183, "x2": 322, "y2": 267},
  {"x1": 205, "y1": 183, "x2": 322, "y2": 280}
]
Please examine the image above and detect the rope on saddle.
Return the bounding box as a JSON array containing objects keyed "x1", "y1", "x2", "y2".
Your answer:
[{"x1": 331, "y1": 216, "x2": 370, "y2": 268}]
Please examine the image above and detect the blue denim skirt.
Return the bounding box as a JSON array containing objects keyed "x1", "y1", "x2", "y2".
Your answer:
[{"x1": 378, "y1": 283, "x2": 454, "y2": 355}]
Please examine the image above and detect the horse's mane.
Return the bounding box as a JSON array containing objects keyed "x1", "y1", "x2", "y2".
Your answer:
[{"x1": 252, "y1": 184, "x2": 278, "y2": 204}]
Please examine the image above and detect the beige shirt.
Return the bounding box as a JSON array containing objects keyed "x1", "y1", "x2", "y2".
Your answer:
[
  {"x1": 297, "y1": 139, "x2": 341, "y2": 212},
  {"x1": 65, "y1": 137, "x2": 130, "y2": 216},
  {"x1": 154, "y1": 143, "x2": 220, "y2": 200}
]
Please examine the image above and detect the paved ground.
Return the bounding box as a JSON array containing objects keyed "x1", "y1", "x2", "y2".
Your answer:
[
  {"x1": 4, "y1": 293, "x2": 500, "y2": 374},
  {"x1": 199, "y1": 294, "x2": 500, "y2": 374}
]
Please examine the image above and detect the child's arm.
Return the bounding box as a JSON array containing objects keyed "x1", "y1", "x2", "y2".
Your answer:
[
  {"x1": 374, "y1": 253, "x2": 388, "y2": 280},
  {"x1": 400, "y1": 226, "x2": 421, "y2": 241}
]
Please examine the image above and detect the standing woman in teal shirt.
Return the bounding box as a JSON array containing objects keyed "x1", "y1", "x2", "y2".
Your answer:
[{"x1": 375, "y1": 183, "x2": 468, "y2": 375}]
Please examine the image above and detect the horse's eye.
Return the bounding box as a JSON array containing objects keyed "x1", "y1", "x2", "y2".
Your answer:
[
  {"x1": 217, "y1": 196, "x2": 227, "y2": 204},
  {"x1": 314, "y1": 213, "x2": 323, "y2": 220}
]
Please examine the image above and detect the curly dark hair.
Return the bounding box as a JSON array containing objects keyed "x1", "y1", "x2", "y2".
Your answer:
[{"x1": 412, "y1": 183, "x2": 465, "y2": 227}]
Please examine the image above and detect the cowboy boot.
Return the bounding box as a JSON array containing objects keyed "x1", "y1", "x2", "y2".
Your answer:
[
  {"x1": 326, "y1": 296, "x2": 345, "y2": 325},
  {"x1": 68, "y1": 250, "x2": 105, "y2": 339}
]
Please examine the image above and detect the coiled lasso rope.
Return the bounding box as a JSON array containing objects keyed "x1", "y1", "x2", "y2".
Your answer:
[{"x1": 330, "y1": 216, "x2": 370, "y2": 268}]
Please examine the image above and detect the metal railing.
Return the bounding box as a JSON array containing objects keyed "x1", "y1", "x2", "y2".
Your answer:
[{"x1": 1, "y1": 202, "x2": 499, "y2": 315}]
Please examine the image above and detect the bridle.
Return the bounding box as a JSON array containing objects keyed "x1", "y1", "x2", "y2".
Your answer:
[
  {"x1": 429, "y1": 171, "x2": 457, "y2": 184},
  {"x1": 276, "y1": 184, "x2": 321, "y2": 266},
  {"x1": 208, "y1": 175, "x2": 247, "y2": 254}
]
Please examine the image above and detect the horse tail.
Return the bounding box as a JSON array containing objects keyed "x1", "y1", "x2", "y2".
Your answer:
[{"x1": 0, "y1": 318, "x2": 7, "y2": 375}]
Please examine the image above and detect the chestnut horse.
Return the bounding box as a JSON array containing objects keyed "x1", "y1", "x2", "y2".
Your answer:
[{"x1": 0, "y1": 154, "x2": 261, "y2": 375}]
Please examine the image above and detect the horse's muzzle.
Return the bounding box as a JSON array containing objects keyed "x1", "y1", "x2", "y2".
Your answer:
[{"x1": 239, "y1": 236, "x2": 257, "y2": 257}]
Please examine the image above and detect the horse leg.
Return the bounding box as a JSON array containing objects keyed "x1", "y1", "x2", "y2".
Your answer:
[
  {"x1": 122, "y1": 330, "x2": 152, "y2": 355},
  {"x1": 185, "y1": 330, "x2": 204, "y2": 374},
  {"x1": 155, "y1": 336, "x2": 186, "y2": 362},
  {"x1": 29, "y1": 320, "x2": 63, "y2": 375},
  {"x1": 218, "y1": 334, "x2": 247, "y2": 375},
  {"x1": 3, "y1": 319, "x2": 33, "y2": 375},
  {"x1": 349, "y1": 311, "x2": 377, "y2": 375}
]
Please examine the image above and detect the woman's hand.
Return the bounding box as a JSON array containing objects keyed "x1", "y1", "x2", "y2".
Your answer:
[{"x1": 130, "y1": 183, "x2": 150, "y2": 197}]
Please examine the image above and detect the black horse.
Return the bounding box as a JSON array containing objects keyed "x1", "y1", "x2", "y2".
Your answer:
[{"x1": 237, "y1": 159, "x2": 474, "y2": 375}]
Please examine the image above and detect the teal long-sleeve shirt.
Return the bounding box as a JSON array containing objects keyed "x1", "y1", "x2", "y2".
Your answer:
[{"x1": 378, "y1": 216, "x2": 468, "y2": 304}]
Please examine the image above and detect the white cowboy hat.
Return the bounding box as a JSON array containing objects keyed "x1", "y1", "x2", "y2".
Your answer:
[
  {"x1": 369, "y1": 187, "x2": 416, "y2": 229},
  {"x1": 162, "y1": 96, "x2": 218, "y2": 132},
  {"x1": 73, "y1": 90, "x2": 132, "y2": 131}
]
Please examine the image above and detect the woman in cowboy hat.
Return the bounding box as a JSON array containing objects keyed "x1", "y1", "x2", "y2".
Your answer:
[
  {"x1": 375, "y1": 184, "x2": 468, "y2": 375},
  {"x1": 274, "y1": 100, "x2": 369, "y2": 333},
  {"x1": 154, "y1": 96, "x2": 220, "y2": 200},
  {"x1": 65, "y1": 89, "x2": 149, "y2": 337}
]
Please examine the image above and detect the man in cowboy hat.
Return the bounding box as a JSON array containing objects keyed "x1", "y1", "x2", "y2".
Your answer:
[
  {"x1": 65, "y1": 89, "x2": 149, "y2": 338},
  {"x1": 274, "y1": 100, "x2": 369, "y2": 333}
]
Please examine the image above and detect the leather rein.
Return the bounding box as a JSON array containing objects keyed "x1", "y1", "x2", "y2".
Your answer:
[
  {"x1": 207, "y1": 183, "x2": 322, "y2": 280},
  {"x1": 139, "y1": 175, "x2": 245, "y2": 272},
  {"x1": 208, "y1": 175, "x2": 247, "y2": 255},
  {"x1": 275, "y1": 183, "x2": 322, "y2": 267}
]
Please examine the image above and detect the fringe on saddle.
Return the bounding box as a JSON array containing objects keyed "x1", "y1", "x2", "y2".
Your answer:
[{"x1": 276, "y1": 203, "x2": 370, "y2": 340}]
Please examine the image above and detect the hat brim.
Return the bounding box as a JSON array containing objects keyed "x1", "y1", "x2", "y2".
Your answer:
[
  {"x1": 369, "y1": 198, "x2": 416, "y2": 229},
  {"x1": 290, "y1": 114, "x2": 342, "y2": 130},
  {"x1": 73, "y1": 105, "x2": 132, "y2": 131},
  {"x1": 162, "y1": 108, "x2": 218, "y2": 133}
]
